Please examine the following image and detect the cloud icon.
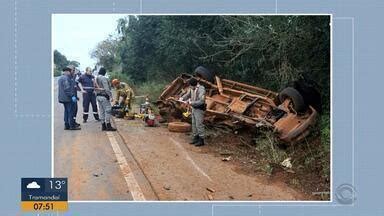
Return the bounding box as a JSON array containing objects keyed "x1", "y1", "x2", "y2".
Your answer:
[{"x1": 26, "y1": 181, "x2": 41, "y2": 189}]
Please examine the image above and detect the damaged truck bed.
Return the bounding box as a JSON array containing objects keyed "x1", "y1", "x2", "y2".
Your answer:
[{"x1": 156, "y1": 72, "x2": 318, "y2": 143}]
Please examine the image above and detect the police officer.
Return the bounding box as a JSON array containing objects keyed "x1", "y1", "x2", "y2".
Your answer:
[
  {"x1": 78, "y1": 67, "x2": 100, "y2": 123},
  {"x1": 180, "y1": 78, "x2": 206, "y2": 146},
  {"x1": 58, "y1": 66, "x2": 80, "y2": 130},
  {"x1": 95, "y1": 68, "x2": 117, "y2": 131},
  {"x1": 111, "y1": 79, "x2": 135, "y2": 116}
]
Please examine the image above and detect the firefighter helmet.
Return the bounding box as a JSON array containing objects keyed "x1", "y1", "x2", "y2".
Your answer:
[{"x1": 112, "y1": 79, "x2": 120, "y2": 86}]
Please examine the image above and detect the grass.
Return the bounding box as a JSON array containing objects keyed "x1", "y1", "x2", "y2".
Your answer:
[
  {"x1": 253, "y1": 130, "x2": 288, "y2": 165},
  {"x1": 234, "y1": 116, "x2": 331, "y2": 197},
  {"x1": 107, "y1": 71, "x2": 168, "y2": 104},
  {"x1": 135, "y1": 80, "x2": 168, "y2": 104}
]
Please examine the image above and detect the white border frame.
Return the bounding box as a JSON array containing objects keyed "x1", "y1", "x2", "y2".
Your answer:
[{"x1": 51, "y1": 13, "x2": 333, "y2": 204}]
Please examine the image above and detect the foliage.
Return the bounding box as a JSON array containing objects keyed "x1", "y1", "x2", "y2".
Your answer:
[
  {"x1": 90, "y1": 36, "x2": 120, "y2": 72},
  {"x1": 96, "y1": 15, "x2": 330, "y2": 111},
  {"x1": 135, "y1": 81, "x2": 168, "y2": 103},
  {"x1": 53, "y1": 50, "x2": 80, "y2": 76}
]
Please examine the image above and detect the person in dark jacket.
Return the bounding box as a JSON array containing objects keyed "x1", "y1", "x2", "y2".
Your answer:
[
  {"x1": 58, "y1": 67, "x2": 80, "y2": 130},
  {"x1": 69, "y1": 65, "x2": 81, "y2": 127},
  {"x1": 78, "y1": 67, "x2": 100, "y2": 122}
]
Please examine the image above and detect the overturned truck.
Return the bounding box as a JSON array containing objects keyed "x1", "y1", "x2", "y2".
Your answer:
[{"x1": 156, "y1": 67, "x2": 319, "y2": 143}]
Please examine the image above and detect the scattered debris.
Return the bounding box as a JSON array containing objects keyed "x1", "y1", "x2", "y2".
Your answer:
[
  {"x1": 163, "y1": 185, "x2": 171, "y2": 190},
  {"x1": 93, "y1": 173, "x2": 99, "y2": 177},
  {"x1": 248, "y1": 194, "x2": 253, "y2": 197},
  {"x1": 222, "y1": 156, "x2": 232, "y2": 161},
  {"x1": 206, "y1": 187, "x2": 216, "y2": 193},
  {"x1": 286, "y1": 169, "x2": 295, "y2": 174},
  {"x1": 207, "y1": 194, "x2": 214, "y2": 200},
  {"x1": 281, "y1": 157, "x2": 293, "y2": 169},
  {"x1": 228, "y1": 195, "x2": 235, "y2": 200}
]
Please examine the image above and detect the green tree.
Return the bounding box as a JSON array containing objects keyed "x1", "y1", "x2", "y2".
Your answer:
[
  {"x1": 93, "y1": 15, "x2": 330, "y2": 111},
  {"x1": 90, "y1": 36, "x2": 120, "y2": 72},
  {"x1": 53, "y1": 50, "x2": 81, "y2": 76},
  {"x1": 54, "y1": 50, "x2": 69, "y2": 71}
]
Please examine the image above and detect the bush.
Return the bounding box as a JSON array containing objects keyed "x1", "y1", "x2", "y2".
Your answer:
[
  {"x1": 53, "y1": 69, "x2": 61, "y2": 77},
  {"x1": 319, "y1": 113, "x2": 331, "y2": 179},
  {"x1": 253, "y1": 130, "x2": 288, "y2": 164},
  {"x1": 320, "y1": 113, "x2": 330, "y2": 151},
  {"x1": 135, "y1": 81, "x2": 168, "y2": 104}
]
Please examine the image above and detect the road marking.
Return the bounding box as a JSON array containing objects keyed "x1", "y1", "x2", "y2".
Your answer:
[
  {"x1": 106, "y1": 132, "x2": 146, "y2": 201},
  {"x1": 170, "y1": 137, "x2": 213, "y2": 182}
]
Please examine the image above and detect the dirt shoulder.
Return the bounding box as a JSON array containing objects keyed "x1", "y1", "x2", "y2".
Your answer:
[
  {"x1": 114, "y1": 118, "x2": 310, "y2": 201},
  {"x1": 203, "y1": 125, "x2": 330, "y2": 201}
]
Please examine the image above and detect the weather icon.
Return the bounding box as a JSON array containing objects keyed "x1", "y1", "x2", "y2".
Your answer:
[{"x1": 26, "y1": 181, "x2": 41, "y2": 189}]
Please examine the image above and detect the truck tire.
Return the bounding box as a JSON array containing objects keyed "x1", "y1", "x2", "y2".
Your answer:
[
  {"x1": 168, "y1": 122, "x2": 192, "y2": 133},
  {"x1": 194, "y1": 66, "x2": 215, "y2": 83},
  {"x1": 292, "y1": 80, "x2": 322, "y2": 113},
  {"x1": 279, "y1": 87, "x2": 307, "y2": 113}
]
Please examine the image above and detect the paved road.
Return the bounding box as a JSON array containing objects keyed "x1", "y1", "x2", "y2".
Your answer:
[
  {"x1": 54, "y1": 79, "x2": 157, "y2": 200},
  {"x1": 54, "y1": 77, "x2": 305, "y2": 201}
]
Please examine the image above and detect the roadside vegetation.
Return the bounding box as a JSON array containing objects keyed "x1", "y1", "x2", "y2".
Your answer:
[
  {"x1": 88, "y1": 15, "x2": 331, "y2": 198},
  {"x1": 53, "y1": 50, "x2": 80, "y2": 76}
]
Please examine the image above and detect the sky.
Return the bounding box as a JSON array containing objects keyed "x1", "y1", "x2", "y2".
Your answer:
[{"x1": 52, "y1": 14, "x2": 127, "y2": 71}]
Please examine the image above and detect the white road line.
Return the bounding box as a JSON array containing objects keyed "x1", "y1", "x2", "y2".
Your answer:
[
  {"x1": 170, "y1": 137, "x2": 213, "y2": 182},
  {"x1": 106, "y1": 132, "x2": 146, "y2": 201}
]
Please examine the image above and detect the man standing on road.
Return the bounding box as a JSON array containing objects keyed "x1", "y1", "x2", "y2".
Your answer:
[
  {"x1": 58, "y1": 66, "x2": 80, "y2": 130},
  {"x1": 78, "y1": 67, "x2": 100, "y2": 123},
  {"x1": 68, "y1": 65, "x2": 81, "y2": 127},
  {"x1": 95, "y1": 67, "x2": 117, "y2": 131},
  {"x1": 179, "y1": 78, "x2": 206, "y2": 146}
]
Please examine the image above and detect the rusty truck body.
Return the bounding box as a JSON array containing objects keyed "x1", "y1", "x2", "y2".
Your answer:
[{"x1": 156, "y1": 71, "x2": 318, "y2": 143}]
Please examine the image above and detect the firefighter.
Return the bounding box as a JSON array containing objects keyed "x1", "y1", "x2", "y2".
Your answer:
[
  {"x1": 179, "y1": 78, "x2": 206, "y2": 147},
  {"x1": 111, "y1": 79, "x2": 135, "y2": 117},
  {"x1": 78, "y1": 67, "x2": 100, "y2": 123}
]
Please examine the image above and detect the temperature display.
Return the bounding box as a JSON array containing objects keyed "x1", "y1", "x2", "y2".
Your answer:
[{"x1": 21, "y1": 178, "x2": 68, "y2": 212}]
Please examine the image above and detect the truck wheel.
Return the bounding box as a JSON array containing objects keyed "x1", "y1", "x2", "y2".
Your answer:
[
  {"x1": 194, "y1": 66, "x2": 215, "y2": 83},
  {"x1": 279, "y1": 87, "x2": 307, "y2": 113},
  {"x1": 168, "y1": 122, "x2": 192, "y2": 133}
]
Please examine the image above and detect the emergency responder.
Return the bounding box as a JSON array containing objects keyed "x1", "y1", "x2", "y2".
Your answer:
[
  {"x1": 111, "y1": 79, "x2": 135, "y2": 117},
  {"x1": 95, "y1": 67, "x2": 117, "y2": 131},
  {"x1": 78, "y1": 67, "x2": 100, "y2": 123},
  {"x1": 58, "y1": 66, "x2": 80, "y2": 130},
  {"x1": 179, "y1": 78, "x2": 206, "y2": 146}
]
